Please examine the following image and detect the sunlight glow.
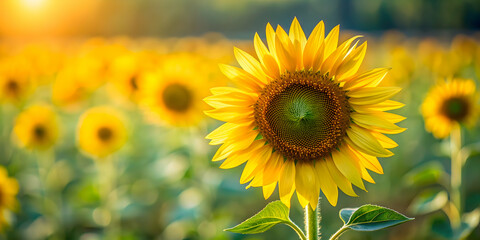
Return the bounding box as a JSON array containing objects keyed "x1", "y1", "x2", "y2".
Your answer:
[{"x1": 22, "y1": 0, "x2": 45, "y2": 10}]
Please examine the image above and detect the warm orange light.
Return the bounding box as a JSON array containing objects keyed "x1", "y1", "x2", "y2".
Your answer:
[{"x1": 22, "y1": 0, "x2": 46, "y2": 10}]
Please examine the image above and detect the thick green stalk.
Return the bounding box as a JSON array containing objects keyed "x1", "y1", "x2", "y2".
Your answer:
[
  {"x1": 305, "y1": 197, "x2": 320, "y2": 240},
  {"x1": 450, "y1": 125, "x2": 462, "y2": 229}
]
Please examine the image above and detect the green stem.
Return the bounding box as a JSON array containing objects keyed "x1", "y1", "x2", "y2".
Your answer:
[
  {"x1": 329, "y1": 226, "x2": 348, "y2": 240},
  {"x1": 305, "y1": 198, "x2": 320, "y2": 240},
  {"x1": 450, "y1": 125, "x2": 462, "y2": 229},
  {"x1": 97, "y1": 157, "x2": 120, "y2": 238},
  {"x1": 286, "y1": 221, "x2": 307, "y2": 240}
]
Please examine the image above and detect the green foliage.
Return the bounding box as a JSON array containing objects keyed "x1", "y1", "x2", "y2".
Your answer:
[
  {"x1": 404, "y1": 161, "x2": 447, "y2": 187},
  {"x1": 225, "y1": 201, "x2": 292, "y2": 234},
  {"x1": 408, "y1": 189, "x2": 448, "y2": 215},
  {"x1": 432, "y1": 208, "x2": 480, "y2": 240},
  {"x1": 339, "y1": 204, "x2": 413, "y2": 232}
]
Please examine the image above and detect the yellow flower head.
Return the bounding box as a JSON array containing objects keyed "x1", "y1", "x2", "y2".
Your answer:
[
  {"x1": 18, "y1": 44, "x2": 64, "y2": 85},
  {"x1": 0, "y1": 57, "x2": 34, "y2": 104},
  {"x1": 77, "y1": 106, "x2": 128, "y2": 159},
  {"x1": 109, "y1": 51, "x2": 156, "y2": 103},
  {"x1": 142, "y1": 53, "x2": 218, "y2": 127},
  {"x1": 422, "y1": 78, "x2": 479, "y2": 139},
  {"x1": 13, "y1": 104, "x2": 59, "y2": 151},
  {"x1": 383, "y1": 46, "x2": 415, "y2": 86},
  {"x1": 205, "y1": 18, "x2": 405, "y2": 209},
  {"x1": 0, "y1": 166, "x2": 19, "y2": 231}
]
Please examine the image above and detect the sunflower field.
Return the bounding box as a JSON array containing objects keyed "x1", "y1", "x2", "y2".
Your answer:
[{"x1": 1, "y1": 0, "x2": 480, "y2": 239}]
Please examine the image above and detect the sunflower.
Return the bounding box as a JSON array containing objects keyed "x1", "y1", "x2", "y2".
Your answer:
[
  {"x1": 421, "y1": 78, "x2": 478, "y2": 139},
  {"x1": 13, "y1": 104, "x2": 59, "y2": 151},
  {"x1": 0, "y1": 57, "x2": 34, "y2": 104},
  {"x1": 142, "y1": 53, "x2": 217, "y2": 127},
  {"x1": 204, "y1": 18, "x2": 405, "y2": 209},
  {"x1": 0, "y1": 166, "x2": 19, "y2": 230},
  {"x1": 109, "y1": 51, "x2": 156, "y2": 103},
  {"x1": 77, "y1": 106, "x2": 127, "y2": 159}
]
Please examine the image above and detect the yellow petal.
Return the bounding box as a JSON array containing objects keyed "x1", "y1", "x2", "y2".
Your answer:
[
  {"x1": 346, "y1": 124, "x2": 393, "y2": 157},
  {"x1": 263, "y1": 182, "x2": 277, "y2": 200},
  {"x1": 204, "y1": 107, "x2": 254, "y2": 124},
  {"x1": 331, "y1": 145, "x2": 366, "y2": 190},
  {"x1": 324, "y1": 157, "x2": 357, "y2": 197},
  {"x1": 288, "y1": 17, "x2": 306, "y2": 69},
  {"x1": 219, "y1": 64, "x2": 263, "y2": 91},
  {"x1": 219, "y1": 140, "x2": 264, "y2": 168},
  {"x1": 370, "y1": 131, "x2": 398, "y2": 149},
  {"x1": 320, "y1": 36, "x2": 361, "y2": 75},
  {"x1": 254, "y1": 32, "x2": 271, "y2": 62},
  {"x1": 289, "y1": 17, "x2": 307, "y2": 47},
  {"x1": 335, "y1": 42, "x2": 367, "y2": 81},
  {"x1": 234, "y1": 47, "x2": 269, "y2": 84},
  {"x1": 254, "y1": 33, "x2": 280, "y2": 79},
  {"x1": 351, "y1": 112, "x2": 405, "y2": 132},
  {"x1": 265, "y1": 23, "x2": 277, "y2": 58},
  {"x1": 343, "y1": 68, "x2": 389, "y2": 90},
  {"x1": 262, "y1": 151, "x2": 285, "y2": 186},
  {"x1": 359, "y1": 164, "x2": 375, "y2": 183},
  {"x1": 295, "y1": 162, "x2": 319, "y2": 209},
  {"x1": 240, "y1": 145, "x2": 272, "y2": 184},
  {"x1": 296, "y1": 192, "x2": 309, "y2": 208},
  {"x1": 303, "y1": 21, "x2": 325, "y2": 70},
  {"x1": 279, "y1": 160, "x2": 296, "y2": 208},
  {"x1": 348, "y1": 87, "x2": 401, "y2": 105},
  {"x1": 348, "y1": 146, "x2": 383, "y2": 174},
  {"x1": 206, "y1": 123, "x2": 237, "y2": 143},
  {"x1": 324, "y1": 25, "x2": 339, "y2": 58},
  {"x1": 315, "y1": 159, "x2": 339, "y2": 206},
  {"x1": 275, "y1": 34, "x2": 296, "y2": 72}
]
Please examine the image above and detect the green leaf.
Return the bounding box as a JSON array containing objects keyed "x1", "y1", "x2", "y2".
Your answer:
[
  {"x1": 404, "y1": 161, "x2": 447, "y2": 187},
  {"x1": 225, "y1": 201, "x2": 291, "y2": 234},
  {"x1": 340, "y1": 204, "x2": 414, "y2": 231},
  {"x1": 408, "y1": 188, "x2": 448, "y2": 215}
]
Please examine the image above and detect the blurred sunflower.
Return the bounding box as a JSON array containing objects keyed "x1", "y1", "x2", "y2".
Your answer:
[
  {"x1": 142, "y1": 53, "x2": 217, "y2": 127},
  {"x1": 0, "y1": 166, "x2": 19, "y2": 230},
  {"x1": 77, "y1": 106, "x2": 127, "y2": 159},
  {"x1": 13, "y1": 104, "x2": 59, "y2": 151},
  {"x1": 205, "y1": 18, "x2": 405, "y2": 208},
  {"x1": 109, "y1": 51, "x2": 156, "y2": 103},
  {"x1": 0, "y1": 58, "x2": 34, "y2": 104},
  {"x1": 422, "y1": 78, "x2": 479, "y2": 139},
  {"x1": 383, "y1": 46, "x2": 415, "y2": 86}
]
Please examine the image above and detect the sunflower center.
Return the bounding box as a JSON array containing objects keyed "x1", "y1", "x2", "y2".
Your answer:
[
  {"x1": 162, "y1": 83, "x2": 192, "y2": 112},
  {"x1": 254, "y1": 71, "x2": 350, "y2": 161},
  {"x1": 130, "y1": 75, "x2": 138, "y2": 90},
  {"x1": 97, "y1": 127, "x2": 113, "y2": 142},
  {"x1": 442, "y1": 97, "x2": 470, "y2": 121},
  {"x1": 33, "y1": 124, "x2": 47, "y2": 141},
  {"x1": 6, "y1": 79, "x2": 19, "y2": 94}
]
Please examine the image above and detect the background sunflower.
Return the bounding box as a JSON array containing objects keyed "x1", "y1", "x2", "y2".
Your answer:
[
  {"x1": 77, "y1": 106, "x2": 128, "y2": 159},
  {"x1": 142, "y1": 53, "x2": 220, "y2": 127},
  {"x1": 422, "y1": 78, "x2": 479, "y2": 139},
  {"x1": 13, "y1": 104, "x2": 59, "y2": 150}
]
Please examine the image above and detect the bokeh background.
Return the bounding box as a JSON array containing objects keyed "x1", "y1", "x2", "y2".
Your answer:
[{"x1": 0, "y1": 0, "x2": 480, "y2": 239}]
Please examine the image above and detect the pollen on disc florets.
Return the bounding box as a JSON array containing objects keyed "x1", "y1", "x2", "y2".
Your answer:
[{"x1": 254, "y1": 70, "x2": 351, "y2": 162}]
